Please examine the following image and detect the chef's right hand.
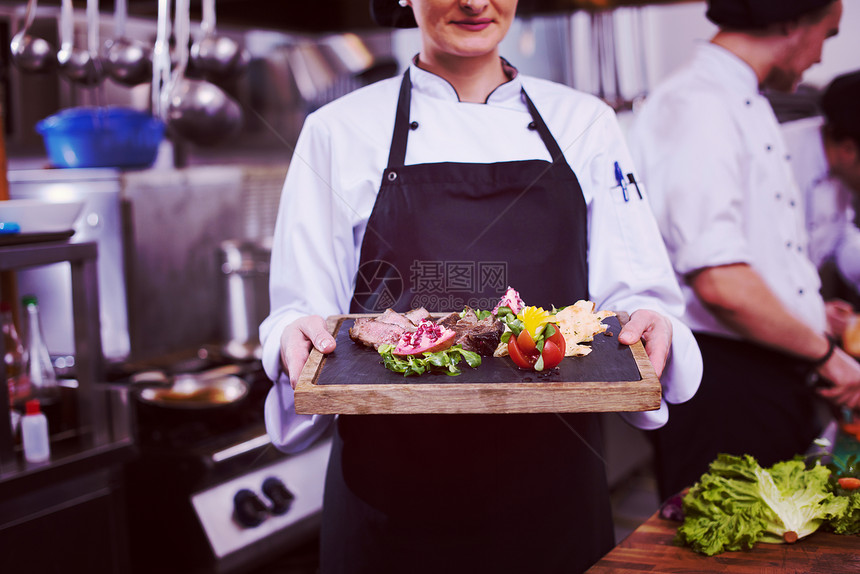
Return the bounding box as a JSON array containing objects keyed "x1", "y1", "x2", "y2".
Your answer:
[
  {"x1": 817, "y1": 346, "x2": 860, "y2": 411},
  {"x1": 279, "y1": 315, "x2": 336, "y2": 389}
]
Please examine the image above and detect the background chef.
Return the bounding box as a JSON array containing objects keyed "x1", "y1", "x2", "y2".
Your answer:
[
  {"x1": 628, "y1": 0, "x2": 860, "y2": 503},
  {"x1": 782, "y1": 70, "x2": 860, "y2": 337}
]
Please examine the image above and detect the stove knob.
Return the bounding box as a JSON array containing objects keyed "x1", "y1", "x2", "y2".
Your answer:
[
  {"x1": 262, "y1": 477, "x2": 295, "y2": 515},
  {"x1": 233, "y1": 489, "x2": 268, "y2": 528}
]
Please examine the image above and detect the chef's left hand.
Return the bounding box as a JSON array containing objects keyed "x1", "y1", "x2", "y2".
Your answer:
[{"x1": 618, "y1": 309, "x2": 672, "y2": 378}]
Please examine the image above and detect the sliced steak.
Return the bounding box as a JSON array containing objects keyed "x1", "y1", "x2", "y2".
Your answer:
[
  {"x1": 349, "y1": 317, "x2": 406, "y2": 349},
  {"x1": 376, "y1": 308, "x2": 419, "y2": 331},
  {"x1": 349, "y1": 306, "x2": 502, "y2": 353},
  {"x1": 457, "y1": 317, "x2": 505, "y2": 356},
  {"x1": 405, "y1": 307, "x2": 431, "y2": 325},
  {"x1": 436, "y1": 312, "x2": 461, "y2": 330},
  {"x1": 435, "y1": 308, "x2": 504, "y2": 356}
]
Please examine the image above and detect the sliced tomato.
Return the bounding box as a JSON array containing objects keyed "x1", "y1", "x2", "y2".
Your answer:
[
  {"x1": 838, "y1": 477, "x2": 860, "y2": 490},
  {"x1": 547, "y1": 325, "x2": 566, "y2": 356},
  {"x1": 541, "y1": 339, "x2": 564, "y2": 369},
  {"x1": 517, "y1": 330, "x2": 536, "y2": 354},
  {"x1": 508, "y1": 335, "x2": 537, "y2": 369}
]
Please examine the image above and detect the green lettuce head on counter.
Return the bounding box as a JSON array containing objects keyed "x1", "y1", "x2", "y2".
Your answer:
[{"x1": 676, "y1": 453, "x2": 849, "y2": 556}]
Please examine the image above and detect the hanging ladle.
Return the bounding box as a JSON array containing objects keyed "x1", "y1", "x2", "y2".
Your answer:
[
  {"x1": 189, "y1": 0, "x2": 249, "y2": 83},
  {"x1": 161, "y1": 0, "x2": 242, "y2": 146},
  {"x1": 103, "y1": 0, "x2": 153, "y2": 86},
  {"x1": 10, "y1": 0, "x2": 55, "y2": 73},
  {"x1": 56, "y1": 0, "x2": 104, "y2": 86}
]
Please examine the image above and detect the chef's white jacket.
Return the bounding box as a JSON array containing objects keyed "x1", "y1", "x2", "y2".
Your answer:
[
  {"x1": 628, "y1": 43, "x2": 827, "y2": 339},
  {"x1": 261, "y1": 61, "x2": 703, "y2": 451},
  {"x1": 782, "y1": 116, "x2": 860, "y2": 290}
]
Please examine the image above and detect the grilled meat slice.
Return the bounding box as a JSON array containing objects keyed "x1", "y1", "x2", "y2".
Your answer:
[
  {"x1": 376, "y1": 308, "x2": 420, "y2": 331},
  {"x1": 349, "y1": 306, "x2": 503, "y2": 353},
  {"x1": 349, "y1": 307, "x2": 431, "y2": 349},
  {"x1": 458, "y1": 317, "x2": 505, "y2": 356},
  {"x1": 435, "y1": 307, "x2": 504, "y2": 356},
  {"x1": 436, "y1": 311, "x2": 462, "y2": 330},
  {"x1": 405, "y1": 307, "x2": 431, "y2": 325},
  {"x1": 349, "y1": 317, "x2": 407, "y2": 349}
]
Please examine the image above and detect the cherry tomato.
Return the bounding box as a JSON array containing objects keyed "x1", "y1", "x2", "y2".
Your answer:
[
  {"x1": 838, "y1": 477, "x2": 860, "y2": 490},
  {"x1": 517, "y1": 330, "x2": 536, "y2": 354},
  {"x1": 547, "y1": 326, "x2": 566, "y2": 356},
  {"x1": 841, "y1": 422, "x2": 860, "y2": 434},
  {"x1": 508, "y1": 335, "x2": 537, "y2": 369},
  {"x1": 541, "y1": 339, "x2": 564, "y2": 369}
]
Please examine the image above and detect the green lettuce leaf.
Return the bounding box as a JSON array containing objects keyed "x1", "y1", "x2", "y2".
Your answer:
[
  {"x1": 676, "y1": 454, "x2": 849, "y2": 556},
  {"x1": 378, "y1": 344, "x2": 481, "y2": 377},
  {"x1": 827, "y1": 491, "x2": 860, "y2": 535}
]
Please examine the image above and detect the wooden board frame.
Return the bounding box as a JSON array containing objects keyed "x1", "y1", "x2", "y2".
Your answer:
[{"x1": 294, "y1": 313, "x2": 660, "y2": 415}]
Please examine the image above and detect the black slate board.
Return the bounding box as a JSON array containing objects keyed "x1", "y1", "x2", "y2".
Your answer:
[{"x1": 317, "y1": 315, "x2": 641, "y2": 385}]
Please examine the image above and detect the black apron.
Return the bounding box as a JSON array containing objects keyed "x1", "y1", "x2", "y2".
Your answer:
[{"x1": 320, "y1": 71, "x2": 613, "y2": 574}]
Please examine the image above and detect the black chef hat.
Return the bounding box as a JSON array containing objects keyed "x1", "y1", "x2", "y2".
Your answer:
[
  {"x1": 371, "y1": 0, "x2": 418, "y2": 29},
  {"x1": 706, "y1": 0, "x2": 836, "y2": 30},
  {"x1": 821, "y1": 71, "x2": 860, "y2": 146}
]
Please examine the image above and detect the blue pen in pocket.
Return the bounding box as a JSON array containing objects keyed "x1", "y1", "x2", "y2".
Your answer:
[{"x1": 614, "y1": 161, "x2": 629, "y2": 202}]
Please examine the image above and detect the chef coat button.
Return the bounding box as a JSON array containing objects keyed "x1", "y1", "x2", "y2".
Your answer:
[
  {"x1": 528, "y1": 121, "x2": 536, "y2": 130},
  {"x1": 410, "y1": 121, "x2": 419, "y2": 130},
  {"x1": 745, "y1": 99, "x2": 752, "y2": 106},
  {"x1": 789, "y1": 200, "x2": 796, "y2": 207},
  {"x1": 786, "y1": 241, "x2": 792, "y2": 249},
  {"x1": 387, "y1": 171, "x2": 397, "y2": 182},
  {"x1": 799, "y1": 288, "x2": 805, "y2": 295},
  {"x1": 765, "y1": 144, "x2": 773, "y2": 152},
  {"x1": 785, "y1": 154, "x2": 792, "y2": 161},
  {"x1": 775, "y1": 192, "x2": 782, "y2": 200}
]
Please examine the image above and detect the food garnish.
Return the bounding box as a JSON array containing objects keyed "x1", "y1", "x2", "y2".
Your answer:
[
  {"x1": 392, "y1": 319, "x2": 456, "y2": 356},
  {"x1": 497, "y1": 305, "x2": 566, "y2": 371},
  {"x1": 378, "y1": 343, "x2": 481, "y2": 377},
  {"x1": 555, "y1": 300, "x2": 615, "y2": 357}
]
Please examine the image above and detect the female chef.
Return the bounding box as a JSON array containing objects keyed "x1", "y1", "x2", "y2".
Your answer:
[{"x1": 261, "y1": 1, "x2": 702, "y2": 572}]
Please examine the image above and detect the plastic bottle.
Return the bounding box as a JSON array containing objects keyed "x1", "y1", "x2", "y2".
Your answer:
[
  {"x1": 1, "y1": 301, "x2": 29, "y2": 408},
  {"x1": 21, "y1": 295, "x2": 60, "y2": 405},
  {"x1": 21, "y1": 399, "x2": 51, "y2": 463}
]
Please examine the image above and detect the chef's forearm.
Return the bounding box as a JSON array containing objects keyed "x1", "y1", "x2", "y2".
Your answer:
[{"x1": 689, "y1": 263, "x2": 831, "y2": 361}]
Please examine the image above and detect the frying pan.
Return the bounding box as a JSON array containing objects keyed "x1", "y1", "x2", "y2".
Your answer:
[{"x1": 132, "y1": 367, "x2": 249, "y2": 409}]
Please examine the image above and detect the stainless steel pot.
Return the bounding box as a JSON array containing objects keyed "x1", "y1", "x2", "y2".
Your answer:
[{"x1": 218, "y1": 239, "x2": 270, "y2": 360}]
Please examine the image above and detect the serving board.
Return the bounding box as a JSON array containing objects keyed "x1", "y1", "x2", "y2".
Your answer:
[{"x1": 294, "y1": 312, "x2": 660, "y2": 415}]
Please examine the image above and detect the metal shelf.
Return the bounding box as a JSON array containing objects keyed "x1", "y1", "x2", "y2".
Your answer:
[{"x1": 0, "y1": 240, "x2": 115, "y2": 476}]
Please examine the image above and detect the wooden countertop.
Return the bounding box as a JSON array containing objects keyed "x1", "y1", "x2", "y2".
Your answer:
[{"x1": 588, "y1": 511, "x2": 860, "y2": 573}]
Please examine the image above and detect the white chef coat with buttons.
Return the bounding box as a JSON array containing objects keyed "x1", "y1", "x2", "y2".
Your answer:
[
  {"x1": 261, "y1": 60, "x2": 704, "y2": 450},
  {"x1": 628, "y1": 43, "x2": 827, "y2": 339},
  {"x1": 782, "y1": 116, "x2": 860, "y2": 289}
]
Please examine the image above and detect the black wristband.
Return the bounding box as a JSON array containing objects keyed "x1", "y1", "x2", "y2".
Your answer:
[{"x1": 811, "y1": 335, "x2": 837, "y2": 368}]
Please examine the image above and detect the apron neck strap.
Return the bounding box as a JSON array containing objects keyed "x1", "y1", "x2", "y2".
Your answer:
[
  {"x1": 387, "y1": 70, "x2": 413, "y2": 170},
  {"x1": 386, "y1": 70, "x2": 568, "y2": 169},
  {"x1": 521, "y1": 89, "x2": 565, "y2": 162}
]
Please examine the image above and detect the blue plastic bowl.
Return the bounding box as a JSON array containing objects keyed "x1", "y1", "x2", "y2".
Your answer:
[{"x1": 36, "y1": 107, "x2": 165, "y2": 169}]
